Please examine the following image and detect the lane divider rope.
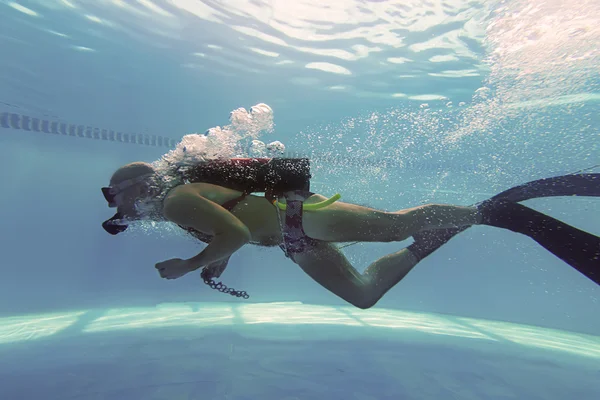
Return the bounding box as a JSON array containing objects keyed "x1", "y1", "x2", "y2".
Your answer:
[
  {"x1": 2, "y1": 110, "x2": 482, "y2": 173},
  {"x1": 1, "y1": 111, "x2": 178, "y2": 148},
  {"x1": 0, "y1": 111, "x2": 387, "y2": 166}
]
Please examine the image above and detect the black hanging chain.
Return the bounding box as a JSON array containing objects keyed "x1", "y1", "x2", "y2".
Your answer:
[{"x1": 201, "y1": 271, "x2": 250, "y2": 299}]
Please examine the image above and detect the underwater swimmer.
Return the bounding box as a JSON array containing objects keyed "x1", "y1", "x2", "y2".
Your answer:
[{"x1": 101, "y1": 159, "x2": 600, "y2": 309}]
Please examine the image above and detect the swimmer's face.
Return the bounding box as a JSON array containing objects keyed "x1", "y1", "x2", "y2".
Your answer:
[
  {"x1": 105, "y1": 177, "x2": 146, "y2": 218},
  {"x1": 108, "y1": 162, "x2": 155, "y2": 219},
  {"x1": 113, "y1": 186, "x2": 138, "y2": 217},
  {"x1": 113, "y1": 183, "x2": 150, "y2": 218}
]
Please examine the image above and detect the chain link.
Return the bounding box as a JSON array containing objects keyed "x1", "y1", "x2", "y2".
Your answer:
[{"x1": 202, "y1": 275, "x2": 250, "y2": 299}]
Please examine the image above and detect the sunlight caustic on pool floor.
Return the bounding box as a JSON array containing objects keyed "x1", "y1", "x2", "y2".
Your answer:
[
  {"x1": 2, "y1": 302, "x2": 599, "y2": 399},
  {"x1": 1, "y1": 302, "x2": 599, "y2": 360}
]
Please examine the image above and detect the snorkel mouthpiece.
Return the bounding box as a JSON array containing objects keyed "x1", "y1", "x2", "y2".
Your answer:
[{"x1": 102, "y1": 212, "x2": 129, "y2": 235}]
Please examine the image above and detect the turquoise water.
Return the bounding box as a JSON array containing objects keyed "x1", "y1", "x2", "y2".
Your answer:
[{"x1": 1, "y1": 0, "x2": 599, "y2": 399}]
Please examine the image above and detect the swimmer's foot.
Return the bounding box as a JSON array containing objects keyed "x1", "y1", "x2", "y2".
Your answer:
[{"x1": 407, "y1": 226, "x2": 469, "y2": 262}]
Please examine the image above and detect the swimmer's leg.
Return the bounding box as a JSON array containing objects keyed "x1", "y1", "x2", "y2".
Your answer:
[
  {"x1": 390, "y1": 173, "x2": 600, "y2": 280},
  {"x1": 290, "y1": 240, "x2": 421, "y2": 309},
  {"x1": 304, "y1": 172, "x2": 600, "y2": 244},
  {"x1": 407, "y1": 201, "x2": 600, "y2": 285},
  {"x1": 302, "y1": 199, "x2": 479, "y2": 243},
  {"x1": 293, "y1": 204, "x2": 599, "y2": 310},
  {"x1": 298, "y1": 172, "x2": 600, "y2": 301}
]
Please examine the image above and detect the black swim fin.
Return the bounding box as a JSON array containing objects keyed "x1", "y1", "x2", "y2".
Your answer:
[
  {"x1": 489, "y1": 173, "x2": 600, "y2": 203},
  {"x1": 408, "y1": 173, "x2": 600, "y2": 285},
  {"x1": 478, "y1": 199, "x2": 600, "y2": 285}
]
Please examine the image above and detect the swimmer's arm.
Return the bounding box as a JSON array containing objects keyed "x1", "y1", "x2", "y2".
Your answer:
[{"x1": 163, "y1": 189, "x2": 251, "y2": 271}]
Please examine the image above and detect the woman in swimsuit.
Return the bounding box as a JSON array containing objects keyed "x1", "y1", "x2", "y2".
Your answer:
[{"x1": 102, "y1": 161, "x2": 600, "y2": 309}]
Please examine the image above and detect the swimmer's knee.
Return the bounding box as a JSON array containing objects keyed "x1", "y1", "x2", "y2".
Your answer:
[
  {"x1": 353, "y1": 300, "x2": 376, "y2": 310},
  {"x1": 351, "y1": 293, "x2": 379, "y2": 310}
]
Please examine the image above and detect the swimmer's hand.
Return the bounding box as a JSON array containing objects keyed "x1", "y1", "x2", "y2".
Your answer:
[{"x1": 155, "y1": 258, "x2": 194, "y2": 280}]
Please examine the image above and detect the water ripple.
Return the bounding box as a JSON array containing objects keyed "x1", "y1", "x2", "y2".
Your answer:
[{"x1": 1, "y1": 0, "x2": 492, "y2": 101}]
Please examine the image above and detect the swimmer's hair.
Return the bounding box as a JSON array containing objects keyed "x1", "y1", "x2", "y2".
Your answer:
[{"x1": 110, "y1": 161, "x2": 156, "y2": 186}]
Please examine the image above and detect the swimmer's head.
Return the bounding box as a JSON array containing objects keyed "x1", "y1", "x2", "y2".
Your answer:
[{"x1": 103, "y1": 162, "x2": 157, "y2": 217}]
